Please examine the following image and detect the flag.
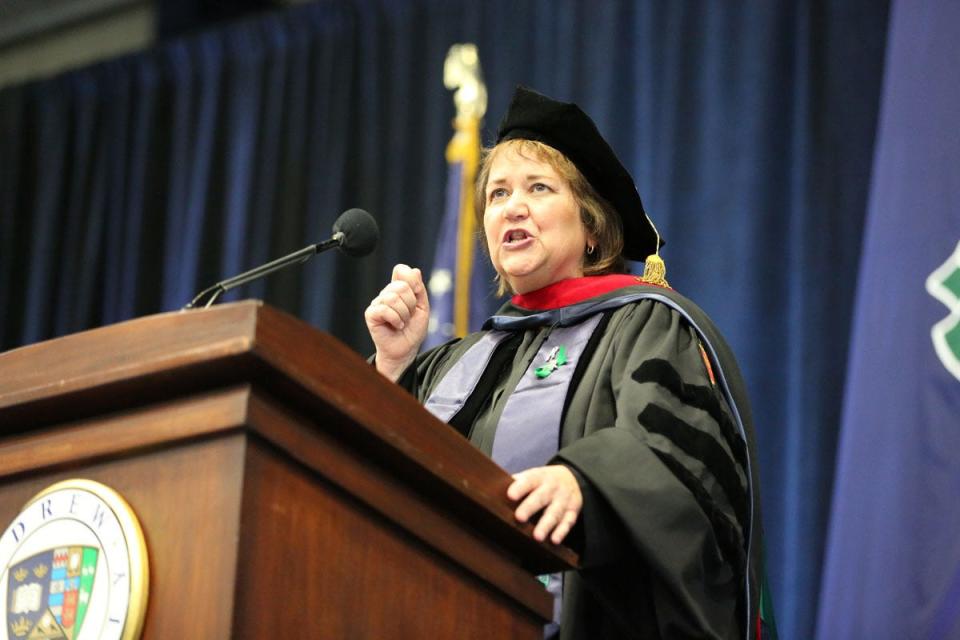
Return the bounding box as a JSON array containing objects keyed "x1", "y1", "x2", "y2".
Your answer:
[
  {"x1": 424, "y1": 112, "x2": 495, "y2": 348},
  {"x1": 816, "y1": 2, "x2": 960, "y2": 638}
]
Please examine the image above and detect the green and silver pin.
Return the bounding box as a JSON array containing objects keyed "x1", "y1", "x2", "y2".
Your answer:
[{"x1": 535, "y1": 345, "x2": 568, "y2": 379}]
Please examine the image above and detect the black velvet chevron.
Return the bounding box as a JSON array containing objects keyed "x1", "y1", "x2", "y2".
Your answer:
[
  {"x1": 632, "y1": 358, "x2": 748, "y2": 471},
  {"x1": 650, "y1": 447, "x2": 747, "y2": 575},
  {"x1": 638, "y1": 403, "x2": 748, "y2": 530}
]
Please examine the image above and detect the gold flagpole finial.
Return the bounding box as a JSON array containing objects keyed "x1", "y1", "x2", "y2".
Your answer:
[{"x1": 444, "y1": 43, "x2": 487, "y2": 121}]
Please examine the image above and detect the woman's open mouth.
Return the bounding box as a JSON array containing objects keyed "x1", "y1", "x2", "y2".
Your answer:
[{"x1": 503, "y1": 229, "x2": 534, "y2": 249}]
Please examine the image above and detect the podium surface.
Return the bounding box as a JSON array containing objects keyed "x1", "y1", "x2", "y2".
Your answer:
[{"x1": 0, "y1": 302, "x2": 574, "y2": 638}]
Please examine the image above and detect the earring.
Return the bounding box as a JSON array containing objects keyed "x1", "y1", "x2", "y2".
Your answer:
[{"x1": 586, "y1": 244, "x2": 595, "y2": 255}]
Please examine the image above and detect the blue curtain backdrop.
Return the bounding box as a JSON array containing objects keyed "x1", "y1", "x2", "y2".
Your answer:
[{"x1": 0, "y1": 2, "x2": 891, "y2": 638}]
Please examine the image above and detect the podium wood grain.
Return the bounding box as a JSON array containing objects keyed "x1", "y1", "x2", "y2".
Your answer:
[{"x1": 0, "y1": 302, "x2": 576, "y2": 638}]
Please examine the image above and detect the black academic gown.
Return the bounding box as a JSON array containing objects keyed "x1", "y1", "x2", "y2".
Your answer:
[{"x1": 401, "y1": 284, "x2": 765, "y2": 640}]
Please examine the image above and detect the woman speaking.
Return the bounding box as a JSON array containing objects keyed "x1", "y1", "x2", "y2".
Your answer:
[{"x1": 365, "y1": 86, "x2": 770, "y2": 640}]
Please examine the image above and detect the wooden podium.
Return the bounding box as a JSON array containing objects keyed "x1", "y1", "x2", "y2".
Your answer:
[{"x1": 0, "y1": 301, "x2": 574, "y2": 638}]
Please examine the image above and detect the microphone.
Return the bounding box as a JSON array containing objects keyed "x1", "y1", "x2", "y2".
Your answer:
[
  {"x1": 184, "y1": 208, "x2": 379, "y2": 309},
  {"x1": 333, "y1": 207, "x2": 379, "y2": 257}
]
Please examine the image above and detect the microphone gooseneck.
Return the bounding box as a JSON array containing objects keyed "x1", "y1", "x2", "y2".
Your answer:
[{"x1": 184, "y1": 208, "x2": 378, "y2": 309}]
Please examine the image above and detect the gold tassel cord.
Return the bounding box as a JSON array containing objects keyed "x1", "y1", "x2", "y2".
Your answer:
[
  {"x1": 640, "y1": 213, "x2": 669, "y2": 287},
  {"x1": 642, "y1": 253, "x2": 669, "y2": 287}
]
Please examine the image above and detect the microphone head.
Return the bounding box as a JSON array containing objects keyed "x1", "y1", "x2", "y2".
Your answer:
[{"x1": 332, "y1": 208, "x2": 379, "y2": 257}]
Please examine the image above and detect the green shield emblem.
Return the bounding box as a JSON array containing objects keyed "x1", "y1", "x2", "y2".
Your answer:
[{"x1": 926, "y1": 241, "x2": 960, "y2": 380}]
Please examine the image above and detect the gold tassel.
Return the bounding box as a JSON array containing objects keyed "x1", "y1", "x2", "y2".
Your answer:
[
  {"x1": 642, "y1": 253, "x2": 669, "y2": 287},
  {"x1": 640, "y1": 213, "x2": 668, "y2": 287}
]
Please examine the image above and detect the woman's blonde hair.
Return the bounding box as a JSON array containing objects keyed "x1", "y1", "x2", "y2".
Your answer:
[{"x1": 475, "y1": 139, "x2": 626, "y2": 295}]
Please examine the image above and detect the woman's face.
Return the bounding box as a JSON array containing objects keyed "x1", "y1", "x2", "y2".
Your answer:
[{"x1": 483, "y1": 147, "x2": 591, "y2": 295}]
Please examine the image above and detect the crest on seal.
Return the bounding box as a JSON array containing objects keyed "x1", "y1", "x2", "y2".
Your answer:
[
  {"x1": 7, "y1": 547, "x2": 99, "y2": 639},
  {"x1": 0, "y1": 480, "x2": 148, "y2": 640}
]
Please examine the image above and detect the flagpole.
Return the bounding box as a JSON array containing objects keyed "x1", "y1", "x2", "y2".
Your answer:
[{"x1": 424, "y1": 44, "x2": 487, "y2": 347}]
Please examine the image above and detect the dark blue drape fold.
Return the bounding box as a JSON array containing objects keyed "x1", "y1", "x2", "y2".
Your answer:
[{"x1": 0, "y1": 2, "x2": 891, "y2": 638}]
